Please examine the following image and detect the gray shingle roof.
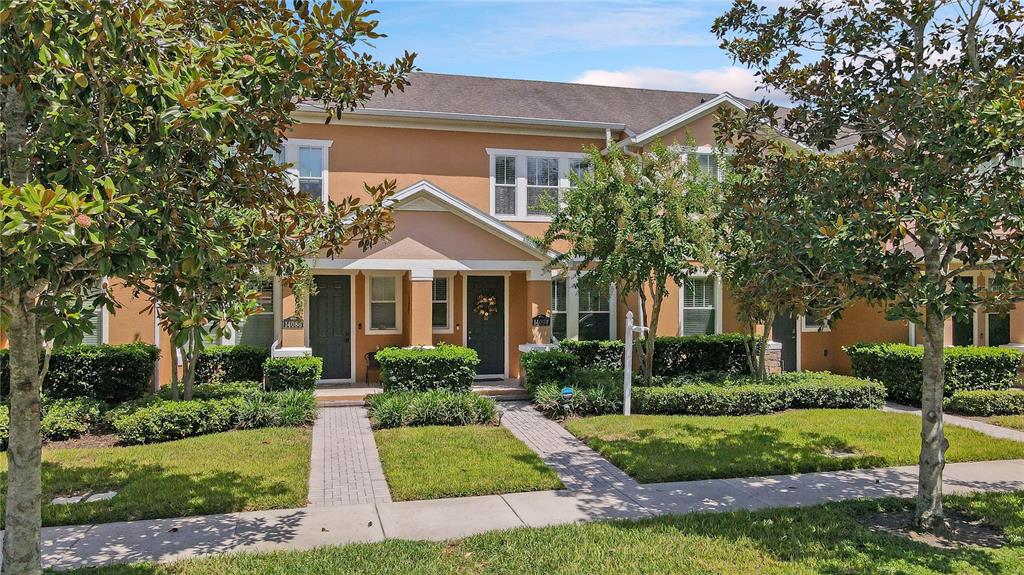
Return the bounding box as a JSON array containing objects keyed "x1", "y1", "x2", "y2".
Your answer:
[{"x1": 358, "y1": 72, "x2": 743, "y2": 134}]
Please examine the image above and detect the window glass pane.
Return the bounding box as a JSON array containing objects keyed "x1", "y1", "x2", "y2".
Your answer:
[
  {"x1": 682, "y1": 277, "x2": 715, "y2": 336},
  {"x1": 697, "y1": 153, "x2": 718, "y2": 177},
  {"x1": 579, "y1": 313, "x2": 610, "y2": 341},
  {"x1": 370, "y1": 303, "x2": 396, "y2": 330},
  {"x1": 526, "y1": 187, "x2": 557, "y2": 216},
  {"x1": 495, "y1": 156, "x2": 516, "y2": 185},
  {"x1": 551, "y1": 279, "x2": 567, "y2": 312},
  {"x1": 299, "y1": 178, "x2": 322, "y2": 197},
  {"x1": 432, "y1": 277, "x2": 448, "y2": 302},
  {"x1": 495, "y1": 185, "x2": 516, "y2": 215},
  {"x1": 682, "y1": 309, "x2": 715, "y2": 336},
  {"x1": 683, "y1": 277, "x2": 714, "y2": 308},
  {"x1": 371, "y1": 276, "x2": 395, "y2": 302},
  {"x1": 552, "y1": 313, "x2": 567, "y2": 341},
  {"x1": 298, "y1": 147, "x2": 323, "y2": 177},
  {"x1": 528, "y1": 158, "x2": 559, "y2": 186},
  {"x1": 238, "y1": 314, "x2": 274, "y2": 348},
  {"x1": 578, "y1": 281, "x2": 610, "y2": 312},
  {"x1": 568, "y1": 158, "x2": 586, "y2": 186},
  {"x1": 432, "y1": 302, "x2": 448, "y2": 328}
]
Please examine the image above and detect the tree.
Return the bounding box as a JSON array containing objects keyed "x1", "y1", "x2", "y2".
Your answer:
[
  {"x1": 0, "y1": 1, "x2": 414, "y2": 571},
  {"x1": 714, "y1": 0, "x2": 1024, "y2": 530},
  {"x1": 539, "y1": 141, "x2": 722, "y2": 383}
]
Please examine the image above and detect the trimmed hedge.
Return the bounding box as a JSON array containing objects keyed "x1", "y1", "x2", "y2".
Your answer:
[
  {"x1": 650, "y1": 333, "x2": 753, "y2": 376},
  {"x1": 195, "y1": 345, "x2": 269, "y2": 384},
  {"x1": 558, "y1": 340, "x2": 624, "y2": 370},
  {"x1": 521, "y1": 349, "x2": 579, "y2": 393},
  {"x1": 531, "y1": 371, "x2": 884, "y2": 419},
  {"x1": 845, "y1": 343, "x2": 1023, "y2": 405},
  {"x1": 366, "y1": 390, "x2": 498, "y2": 429},
  {"x1": 945, "y1": 389, "x2": 1024, "y2": 417},
  {"x1": 375, "y1": 344, "x2": 479, "y2": 392},
  {"x1": 158, "y1": 381, "x2": 264, "y2": 401},
  {"x1": 1, "y1": 343, "x2": 158, "y2": 404},
  {"x1": 41, "y1": 397, "x2": 107, "y2": 441},
  {"x1": 263, "y1": 356, "x2": 322, "y2": 391}
]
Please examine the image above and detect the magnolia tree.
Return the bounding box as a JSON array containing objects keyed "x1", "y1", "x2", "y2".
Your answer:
[
  {"x1": 539, "y1": 141, "x2": 722, "y2": 383},
  {"x1": 714, "y1": 0, "x2": 1024, "y2": 530},
  {"x1": 0, "y1": 1, "x2": 413, "y2": 571}
]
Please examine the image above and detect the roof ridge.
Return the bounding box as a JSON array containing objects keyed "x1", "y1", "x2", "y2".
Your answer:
[{"x1": 410, "y1": 71, "x2": 724, "y2": 99}]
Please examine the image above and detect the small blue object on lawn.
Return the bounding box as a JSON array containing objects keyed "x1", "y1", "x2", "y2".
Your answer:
[{"x1": 561, "y1": 386, "x2": 574, "y2": 401}]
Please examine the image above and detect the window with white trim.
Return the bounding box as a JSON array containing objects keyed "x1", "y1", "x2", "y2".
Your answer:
[
  {"x1": 800, "y1": 312, "x2": 831, "y2": 333},
  {"x1": 681, "y1": 277, "x2": 716, "y2": 336},
  {"x1": 276, "y1": 139, "x2": 332, "y2": 204},
  {"x1": 80, "y1": 287, "x2": 105, "y2": 345},
  {"x1": 488, "y1": 149, "x2": 585, "y2": 220},
  {"x1": 696, "y1": 153, "x2": 718, "y2": 178},
  {"x1": 368, "y1": 275, "x2": 400, "y2": 333},
  {"x1": 432, "y1": 277, "x2": 450, "y2": 331},
  {"x1": 550, "y1": 276, "x2": 615, "y2": 341},
  {"x1": 237, "y1": 282, "x2": 275, "y2": 348}
]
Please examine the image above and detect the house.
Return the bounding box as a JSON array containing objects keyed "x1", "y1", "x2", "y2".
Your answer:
[{"x1": 65, "y1": 73, "x2": 1024, "y2": 383}]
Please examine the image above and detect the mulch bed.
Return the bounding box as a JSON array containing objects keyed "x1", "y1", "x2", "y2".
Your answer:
[
  {"x1": 44, "y1": 433, "x2": 120, "y2": 450},
  {"x1": 859, "y1": 509, "x2": 1008, "y2": 549}
]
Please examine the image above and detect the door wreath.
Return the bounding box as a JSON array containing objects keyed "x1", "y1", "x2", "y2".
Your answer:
[{"x1": 474, "y1": 294, "x2": 498, "y2": 320}]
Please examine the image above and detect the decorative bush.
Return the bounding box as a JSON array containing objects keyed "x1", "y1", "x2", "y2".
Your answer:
[
  {"x1": 650, "y1": 333, "x2": 754, "y2": 376},
  {"x1": 558, "y1": 340, "x2": 624, "y2": 369},
  {"x1": 375, "y1": 344, "x2": 479, "y2": 392},
  {"x1": 520, "y1": 349, "x2": 579, "y2": 393},
  {"x1": 112, "y1": 398, "x2": 241, "y2": 444},
  {"x1": 1, "y1": 343, "x2": 158, "y2": 403},
  {"x1": 159, "y1": 381, "x2": 263, "y2": 401},
  {"x1": 845, "y1": 343, "x2": 1022, "y2": 405},
  {"x1": 0, "y1": 406, "x2": 9, "y2": 451},
  {"x1": 263, "y1": 356, "x2": 322, "y2": 391},
  {"x1": 41, "y1": 397, "x2": 108, "y2": 441},
  {"x1": 533, "y1": 382, "x2": 623, "y2": 419},
  {"x1": 235, "y1": 389, "x2": 317, "y2": 429},
  {"x1": 194, "y1": 345, "x2": 269, "y2": 384},
  {"x1": 945, "y1": 389, "x2": 1024, "y2": 417},
  {"x1": 366, "y1": 390, "x2": 498, "y2": 429}
]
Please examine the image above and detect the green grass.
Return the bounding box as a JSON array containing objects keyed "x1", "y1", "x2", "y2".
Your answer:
[
  {"x1": 564, "y1": 409, "x2": 1024, "y2": 483},
  {"x1": 62, "y1": 491, "x2": 1024, "y2": 574},
  {"x1": 985, "y1": 415, "x2": 1024, "y2": 431},
  {"x1": 374, "y1": 425, "x2": 563, "y2": 501},
  {"x1": 1, "y1": 427, "x2": 311, "y2": 527}
]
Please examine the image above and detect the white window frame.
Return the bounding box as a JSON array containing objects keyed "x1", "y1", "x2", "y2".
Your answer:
[
  {"x1": 280, "y1": 138, "x2": 332, "y2": 206},
  {"x1": 487, "y1": 148, "x2": 586, "y2": 222},
  {"x1": 431, "y1": 273, "x2": 454, "y2": 334},
  {"x1": 220, "y1": 281, "x2": 276, "y2": 345},
  {"x1": 365, "y1": 272, "x2": 403, "y2": 335},
  {"x1": 679, "y1": 274, "x2": 723, "y2": 336},
  {"x1": 551, "y1": 271, "x2": 617, "y2": 341},
  {"x1": 682, "y1": 145, "x2": 725, "y2": 182},
  {"x1": 800, "y1": 314, "x2": 832, "y2": 333}
]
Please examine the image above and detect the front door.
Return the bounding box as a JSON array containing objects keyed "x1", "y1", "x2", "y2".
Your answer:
[
  {"x1": 771, "y1": 314, "x2": 798, "y2": 372},
  {"x1": 309, "y1": 275, "x2": 352, "y2": 380},
  {"x1": 953, "y1": 276, "x2": 975, "y2": 346},
  {"x1": 466, "y1": 275, "x2": 505, "y2": 377}
]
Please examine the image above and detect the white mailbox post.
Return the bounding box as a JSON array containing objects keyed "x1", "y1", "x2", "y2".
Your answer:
[{"x1": 623, "y1": 310, "x2": 648, "y2": 416}]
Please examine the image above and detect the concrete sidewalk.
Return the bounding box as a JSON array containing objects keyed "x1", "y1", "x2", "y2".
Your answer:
[
  {"x1": 884, "y1": 402, "x2": 1024, "y2": 442},
  {"x1": 28, "y1": 458, "x2": 1024, "y2": 571}
]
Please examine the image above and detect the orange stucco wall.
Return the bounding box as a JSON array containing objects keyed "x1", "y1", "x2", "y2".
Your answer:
[
  {"x1": 103, "y1": 280, "x2": 175, "y2": 387},
  {"x1": 802, "y1": 300, "x2": 910, "y2": 373}
]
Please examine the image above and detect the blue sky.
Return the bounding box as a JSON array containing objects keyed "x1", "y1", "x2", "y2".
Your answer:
[{"x1": 366, "y1": 0, "x2": 780, "y2": 100}]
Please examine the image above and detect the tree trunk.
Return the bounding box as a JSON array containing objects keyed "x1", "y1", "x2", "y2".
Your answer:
[
  {"x1": 645, "y1": 287, "x2": 663, "y2": 386},
  {"x1": 169, "y1": 345, "x2": 180, "y2": 401},
  {"x1": 3, "y1": 297, "x2": 44, "y2": 575},
  {"x1": 757, "y1": 313, "x2": 774, "y2": 381},
  {"x1": 916, "y1": 241, "x2": 949, "y2": 532},
  {"x1": 182, "y1": 334, "x2": 198, "y2": 401}
]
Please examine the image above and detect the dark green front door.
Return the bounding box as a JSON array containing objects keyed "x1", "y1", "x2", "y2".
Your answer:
[
  {"x1": 772, "y1": 314, "x2": 798, "y2": 372},
  {"x1": 953, "y1": 276, "x2": 975, "y2": 346},
  {"x1": 309, "y1": 275, "x2": 352, "y2": 380},
  {"x1": 466, "y1": 275, "x2": 505, "y2": 377}
]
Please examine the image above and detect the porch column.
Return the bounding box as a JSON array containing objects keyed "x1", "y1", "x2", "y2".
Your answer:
[
  {"x1": 409, "y1": 268, "x2": 434, "y2": 346},
  {"x1": 527, "y1": 273, "x2": 552, "y2": 344}
]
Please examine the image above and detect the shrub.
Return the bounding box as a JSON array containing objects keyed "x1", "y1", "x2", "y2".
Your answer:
[
  {"x1": 263, "y1": 356, "x2": 322, "y2": 391},
  {"x1": 650, "y1": 333, "x2": 753, "y2": 376},
  {"x1": 568, "y1": 368, "x2": 624, "y2": 390},
  {"x1": 194, "y1": 345, "x2": 269, "y2": 384},
  {"x1": 41, "y1": 397, "x2": 108, "y2": 441},
  {"x1": 845, "y1": 343, "x2": 1022, "y2": 405},
  {"x1": 159, "y1": 381, "x2": 263, "y2": 401},
  {"x1": 0, "y1": 406, "x2": 9, "y2": 451},
  {"x1": 112, "y1": 398, "x2": 241, "y2": 445},
  {"x1": 945, "y1": 389, "x2": 1024, "y2": 416},
  {"x1": 520, "y1": 349, "x2": 579, "y2": 393},
  {"x1": 533, "y1": 382, "x2": 623, "y2": 419},
  {"x1": 366, "y1": 390, "x2": 497, "y2": 428},
  {"x1": 1, "y1": 343, "x2": 159, "y2": 403},
  {"x1": 769, "y1": 372, "x2": 887, "y2": 410},
  {"x1": 558, "y1": 340, "x2": 624, "y2": 369},
  {"x1": 375, "y1": 344, "x2": 479, "y2": 392},
  {"x1": 271, "y1": 389, "x2": 318, "y2": 427}
]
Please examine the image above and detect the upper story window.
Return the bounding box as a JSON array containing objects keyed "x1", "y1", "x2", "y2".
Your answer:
[
  {"x1": 696, "y1": 153, "x2": 718, "y2": 177},
  {"x1": 276, "y1": 138, "x2": 333, "y2": 204},
  {"x1": 487, "y1": 149, "x2": 586, "y2": 221}
]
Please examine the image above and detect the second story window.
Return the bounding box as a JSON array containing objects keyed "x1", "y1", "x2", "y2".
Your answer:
[
  {"x1": 488, "y1": 149, "x2": 585, "y2": 220},
  {"x1": 275, "y1": 138, "x2": 332, "y2": 204}
]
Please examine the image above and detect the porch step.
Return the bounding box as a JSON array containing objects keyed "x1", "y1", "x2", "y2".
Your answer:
[{"x1": 314, "y1": 383, "x2": 529, "y2": 405}]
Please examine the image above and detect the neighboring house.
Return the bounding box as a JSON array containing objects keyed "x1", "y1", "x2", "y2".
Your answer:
[{"x1": 19, "y1": 73, "x2": 1023, "y2": 382}]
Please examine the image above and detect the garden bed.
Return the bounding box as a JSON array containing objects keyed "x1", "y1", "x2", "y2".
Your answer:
[
  {"x1": 564, "y1": 409, "x2": 1024, "y2": 483},
  {"x1": 0, "y1": 427, "x2": 312, "y2": 527},
  {"x1": 374, "y1": 425, "x2": 562, "y2": 500}
]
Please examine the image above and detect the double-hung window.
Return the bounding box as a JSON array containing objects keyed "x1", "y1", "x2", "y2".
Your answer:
[
  {"x1": 368, "y1": 274, "x2": 401, "y2": 334},
  {"x1": 81, "y1": 285, "x2": 107, "y2": 345},
  {"x1": 276, "y1": 138, "x2": 332, "y2": 204},
  {"x1": 432, "y1": 276, "x2": 451, "y2": 332},
  {"x1": 681, "y1": 276, "x2": 719, "y2": 336},
  {"x1": 488, "y1": 149, "x2": 585, "y2": 220},
  {"x1": 549, "y1": 275, "x2": 615, "y2": 341},
  {"x1": 237, "y1": 282, "x2": 275, "y2": 348}
]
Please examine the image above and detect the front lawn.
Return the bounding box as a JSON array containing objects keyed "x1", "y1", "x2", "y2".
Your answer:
[
  {"x1": 1, "y1": 427, "x2": 311, "y2": 527},
  {"x1": 564, "y1": 409, "x2": 1024, "y2": 483},
  {"x1": 66, "y1": 491, "x2": 1024, "y2": 574},
  {"x1": 985, "y1": 415, "x2": 1024, "y2": 431},
  {"x1": 374, "y1": 425, "x2": 562, "y2": 501}
]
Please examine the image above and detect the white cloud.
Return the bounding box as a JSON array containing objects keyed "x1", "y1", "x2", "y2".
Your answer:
[{"x1": 573, "y1": 66, "x2": 790, "y2": 104}]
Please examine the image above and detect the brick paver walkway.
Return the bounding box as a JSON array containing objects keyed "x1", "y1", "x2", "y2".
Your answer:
[
  {"x1": 308, "y1": 407, "x2": 391, "y2": 506},
  {"x1": 499, "y1": 401, "x2": 639, "y2": 496}
]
